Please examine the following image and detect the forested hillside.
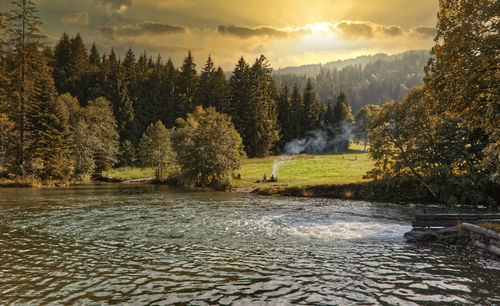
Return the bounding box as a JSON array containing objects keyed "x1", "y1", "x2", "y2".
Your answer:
[{"x1": 273, "y1": 50, "x2": 429, "y2": 113}]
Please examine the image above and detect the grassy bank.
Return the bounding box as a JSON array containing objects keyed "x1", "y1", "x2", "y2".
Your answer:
[
  {"x1": 231, "y1": 151, "x2": 373, "y2": 189},
  {"x1": 99, "y1": 144, "x2": 374, "y2": 197}
]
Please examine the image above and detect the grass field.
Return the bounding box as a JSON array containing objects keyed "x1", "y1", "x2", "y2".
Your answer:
[
  {"x1": 101, "y1": 144, "x2": 374, "y2": 187},
  {"x1": 231, "y1": 151, "x2": 373, "y2": 188}
]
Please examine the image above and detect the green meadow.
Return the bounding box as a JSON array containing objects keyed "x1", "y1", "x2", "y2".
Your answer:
[
  {"x1": 101, "y1": 144, "x2": 374, "y2": 188},
  {"x1": 232, "y1": 151, "x2": 373, "y2": 188}
]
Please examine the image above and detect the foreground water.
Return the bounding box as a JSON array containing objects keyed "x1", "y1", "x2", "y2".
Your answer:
[{"x1": 0, "y1": 184, "x2": 498, "y2": 304}]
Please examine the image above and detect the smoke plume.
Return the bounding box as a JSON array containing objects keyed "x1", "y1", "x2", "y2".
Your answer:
[{"x1": 271, "y1": 122, "x2": 353, "y2": 177}]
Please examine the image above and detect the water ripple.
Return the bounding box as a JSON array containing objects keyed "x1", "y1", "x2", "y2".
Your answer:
[{"x1": 0, "y1": 185, "x2": 499, "y2": 304}]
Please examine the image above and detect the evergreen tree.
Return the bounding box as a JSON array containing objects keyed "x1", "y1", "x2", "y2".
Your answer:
[
  {"x1": 196, "y1": 55, "x2": 215, "y2": 108},
  {"x1": 89, "y1": 43, "x2": 100, "y2": 66},
  {"x1": 289, "y1": 83, "x2": 304, "y2": 139},
  {"x1": 277, "y1": 84, "x2": 292, "y2": 144},
  {"x1": 332, "y1": 92, "x2": 354, "y2": 151},
  {"x1": 85, "y1": 42, "x2": 103, "y2": 102},
  {"x1": 6, "y1": 0, "x2": 45, "y2": 177},
  {"x1": 105, "y1": 64, "x2": 134, "y2": 142},
  {"x1": 196, "y1": 56, "x2": 231, "y2": 113},
  {"x1": 68, "y1": 33, "x2": 89, "y2": 101},
  {"x1": 302, "y1": 78, "x2": 323, "y2": 132},
  {"x1": 162, "y1": 58, "x2": 177, "y2": 127},
  {"x1": 52, "y1": 32, "x2": 71, "y2": 94},
  {"x1": 228, "y1": 57, "x2": 251, "y2": 137},
  {"x1": 26, "y1": 69, "x2": 73, "y2": 180},
  {"x1": 333, "y1": 92, "x2": 353, "y2": 125},
  {"x1": 245, "y1": 55, "x2": 280, "y2": 157},
  {"x1": 52, "y1": 33, "x2": 90, "y2": 102},
  {"x1": 175, "y1": 50, "x2": 198, "y2": 118}
]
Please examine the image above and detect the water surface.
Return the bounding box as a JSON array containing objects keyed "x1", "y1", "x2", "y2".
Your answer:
[{"x1": 0, "y1": 184, "x2": 498, "y2": 304}]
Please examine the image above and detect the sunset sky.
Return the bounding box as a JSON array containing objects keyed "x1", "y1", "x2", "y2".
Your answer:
[{"x1": 33, "y1": 0, "x2": 439, "y2": 69}]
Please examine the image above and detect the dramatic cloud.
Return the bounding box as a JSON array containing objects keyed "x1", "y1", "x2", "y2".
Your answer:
[
  {"x1": 409, "y1": 26, "x2": 437, "y2": 38},
  {"x1": 101, "y1": 21, "x2": 187, "y2": 39},
  {"x1": 217, "y1": 25, "x2": 291, "y2": 39},
  {"x1": 61, "y1": 11, "x2": 89, "y2": 25},
  {"x1": 34, "y1": 0, "x2": 438, "y2": 69},
  {"x1": 335, "y1": 21, "x2": 404, "y2": 39}
]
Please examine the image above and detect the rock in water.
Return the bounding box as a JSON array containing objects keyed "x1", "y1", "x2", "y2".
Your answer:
[{"x1": 404, "y1": 229, "x2": 437, "y2": 242}]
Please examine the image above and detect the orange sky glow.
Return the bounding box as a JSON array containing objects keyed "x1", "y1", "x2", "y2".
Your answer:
[{"x1": 33, "y1": 0, "x2": 439, "y2": 69}]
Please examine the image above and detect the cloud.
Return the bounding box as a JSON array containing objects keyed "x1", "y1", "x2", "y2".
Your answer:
[
  {"x1": 101, "y1": 21, "x2": 187, "y2": 39},
  {"x1": 61, "y1": 11, "x2": 89, "y2": 25},
  {"x1": 334, "y1": 21, "x2": 404, "y2": 39},
  {"x1": 217, "y1": 25, "x2": 308, "y2": 39},
  {"x1": 100, "y1": 0, "x2": 131, "y2": 9},
  {"x1": 409, "y1": 26, "x2": 436, "y2": 38},
  {"x1": 95, "y1": 0, "x2": 131, "y2": 14}
]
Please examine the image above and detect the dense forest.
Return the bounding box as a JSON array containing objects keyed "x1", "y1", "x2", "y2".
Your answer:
[{"x1": 273, "y1": 50, "x2": 429, "y2": 113}]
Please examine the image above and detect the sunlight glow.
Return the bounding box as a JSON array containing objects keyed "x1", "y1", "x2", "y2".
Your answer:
[{"x1": 306, "y1": 22, "x2": 334, "y2": 35}]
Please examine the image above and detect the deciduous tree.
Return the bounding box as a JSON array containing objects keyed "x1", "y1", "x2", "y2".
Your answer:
[{"x1": 173, "y1": 106, "x2": 245, "y2": 187}]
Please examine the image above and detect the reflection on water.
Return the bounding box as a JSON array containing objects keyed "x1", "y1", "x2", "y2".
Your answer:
[{"x1": 0, "y1": 184, "x2": 499, "y2": 304}]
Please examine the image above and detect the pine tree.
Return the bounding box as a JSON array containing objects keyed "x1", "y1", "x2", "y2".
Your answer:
[
  {"x1": 89, "y1": 43, "x2": 100, "y2": 66},
  {"x1": 245, "y1": 55, "x2": 280, "y2": 157},
  {"x1": 7, "y1": 0, "x2": 45, "y2": 177},
  {"x1": 52, "y1": 32, "x2": 71, "y2": 94},
  {"x1": 68, "y1": 33, "x2": 89, "y2": 101},
  {"x1": 175, "y1": 50, "x2": 198, "y2": 118},
  {"x1": 162, "y1": 58, "x2": 177, "y2": 127},
  {"x1": 228, "y1": 57, "x2": 251, "y2": 137},
  {"x1": 26, "y1": 69, "x2": 73, "y2": 180},
  {"x1": 196, "y1": 55, "x2": 215, "y2": 108},
  {"x1": 333, "y1": 92, "x2": 353, "y2": 124},
  {"x1": 289, "y1": 83, "x2": 304, "y2": 139},
  {"x1": 277, "y1": 84, "x2": 292, "y2": 144},
  {"x1": 196, "y1": 56, "x2": 230, "y2": 113},
  {"x1": 302, "y1": 78, "x2": 323, "y2": 132},
  {"x1": 104, "y1": 54, "x2": 134, "y2": 142}
]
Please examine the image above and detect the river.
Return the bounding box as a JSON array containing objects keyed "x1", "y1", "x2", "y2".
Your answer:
[{"x1": 0, "y1": 183, "x2": 498, "y2": 304}]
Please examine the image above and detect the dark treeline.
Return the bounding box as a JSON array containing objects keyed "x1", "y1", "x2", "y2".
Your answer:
[
  {"x1": 273, "y1": 50, "x2": 428, "y2": 114},
  {"x1": 50, "y1": 34, "x2": 356, "y2": 156},
  {"x1": 48, "y1": 36, "x2": 352, "y2": 157}
]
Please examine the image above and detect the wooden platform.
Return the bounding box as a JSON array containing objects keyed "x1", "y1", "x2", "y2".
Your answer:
[{"x1": 412, "y1": 214, "x2": 500, "y2": 228}]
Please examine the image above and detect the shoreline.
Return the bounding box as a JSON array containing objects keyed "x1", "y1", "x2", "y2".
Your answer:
[{"x1": 2, "y1": 177, "x2": 498, "y2": 207}]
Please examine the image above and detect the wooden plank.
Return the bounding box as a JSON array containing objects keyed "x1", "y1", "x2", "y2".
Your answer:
[
  {"x1": 415, "y1": 214, "x2": 500, "y2": 221},
  {"x1": 412, "y1": 220, "x2": 464, "y2": 228}
]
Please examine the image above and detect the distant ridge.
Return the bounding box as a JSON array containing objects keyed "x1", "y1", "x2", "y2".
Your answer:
[
  {"x1": 272, "y1": 50, "x2": 431, "y2": 113},
  {"x1": 273, "y1": 50, "x2": 429, "y2": 76}
]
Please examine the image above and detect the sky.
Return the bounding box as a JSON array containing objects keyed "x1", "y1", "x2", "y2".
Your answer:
[{"x1": 30, "y1": 0, "x2": 438, "y2": 70}]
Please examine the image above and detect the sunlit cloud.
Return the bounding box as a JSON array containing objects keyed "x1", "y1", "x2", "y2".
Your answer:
[
  {"x1": 333, "y1": 21, "x2": 405, "y2": 39},
  {"x1": 100, "y1": 21, "x2": 187, "y2": 39},
  {"x1": 409, "y1": 26, "x2": 437, "y2": 38},
  {"x1": 217, "y1": 25, "x2": 313, "y2": 39},
  {"x1": 33, "y1": 0, "x2": 438, "y2": 69}
]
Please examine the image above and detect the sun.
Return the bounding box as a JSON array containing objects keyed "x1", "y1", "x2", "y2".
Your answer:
[{"x1": 306, "y1": 22, "x2": 333, "y2": 35}]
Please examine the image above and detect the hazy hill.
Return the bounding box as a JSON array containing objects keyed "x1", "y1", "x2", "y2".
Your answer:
[{"x1": 272, "y1": 50, "x2": 430, "y2": 113}]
